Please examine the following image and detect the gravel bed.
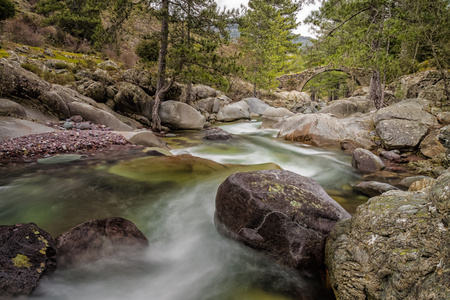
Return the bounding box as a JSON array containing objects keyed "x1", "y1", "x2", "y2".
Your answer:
[{"x1": 0, "y1": 130, "x2": 131, "y2": 163}]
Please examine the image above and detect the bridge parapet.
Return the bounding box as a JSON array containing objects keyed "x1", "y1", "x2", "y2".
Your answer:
[{"x1": 278, "y1": 66, "x2": 372, "y2": 91}]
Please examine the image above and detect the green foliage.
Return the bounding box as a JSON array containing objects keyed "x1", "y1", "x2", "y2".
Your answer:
[
  {"x1": 135, "y1": 38, "x2": 160, "y2": 64},
  {"x1": 305, "y1": 0, "x2": 450, "y2": 80},
  {"x1": 36, "y1": 0, "x2": 133, "y2": 50},
  {"x1": 0, "y1": 0, "x2": 16, "y2": 21},
  {"x1": 20, "y1": 63, "x2": 42, "y2": 76},
  {"x1": 304, "y1": 71, "x2": 353, "y2": 101},
  {"x1": 238, "y1": 0, "x2": 300, "y2": 93}
]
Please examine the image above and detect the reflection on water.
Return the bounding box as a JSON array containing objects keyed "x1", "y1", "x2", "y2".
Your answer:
[{"x1": 0, "y1": 121, "x2": 363, "y2": 300}]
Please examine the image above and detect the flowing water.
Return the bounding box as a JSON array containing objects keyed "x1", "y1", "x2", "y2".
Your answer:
[{"x1": 0, "y1": 121, "x2": 368, "y2": 300}]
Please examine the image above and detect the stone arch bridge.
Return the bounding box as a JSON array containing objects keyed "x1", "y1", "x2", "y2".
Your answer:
[{"x1": 277, "y1": 66, "x2": 372, "y2": 91}]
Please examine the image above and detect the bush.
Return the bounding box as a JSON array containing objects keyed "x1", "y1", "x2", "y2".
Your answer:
[
  {"x1": 3, "y1": 17, "x2": 45, "y2": 47},
  {"x1": 0, "y1": 0, "x2": 16, "y2": 21},
  {"x1": 20, "y1": 63, "x2": 42, "y2": 76},
  {"x1": 135, "y1": 39, "x2": 160, "y2": 63}
]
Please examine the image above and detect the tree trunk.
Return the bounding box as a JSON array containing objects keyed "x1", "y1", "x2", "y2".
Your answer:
[
  {"x1": 370, "y1": 69, "x2": 383, "y2": 109},
  {"x1": 152, "y1": 0, "x2": 170, "y2": 131}
]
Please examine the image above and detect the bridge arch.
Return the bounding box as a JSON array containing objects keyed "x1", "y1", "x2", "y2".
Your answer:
[{"x1": 277, "y1": 66, "x2": 372, "y2": 92}]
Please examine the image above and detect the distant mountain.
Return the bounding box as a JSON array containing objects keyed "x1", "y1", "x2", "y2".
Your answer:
[
  {"x1": 226, "y1": 24, "x2": 314, "y2": 47},
  {"x1": 293, "y1": 35, "x2": 314, "y2": 48}
]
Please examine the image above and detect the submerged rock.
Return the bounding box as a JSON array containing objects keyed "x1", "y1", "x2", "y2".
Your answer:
[
  {"x1": 204, "y1": 127, "x2": 232, "y2": 140},
  {"x1": 55, "y1": 217, "x2": 149, "y2": 267},
  {"x1": 214, "y1": 169, "x2": 350, "y2": 277},
  {"x1": 0, "y1": 223, "x2": 57, "y2": 297},
  {"x1": 326, "y1": 171, "x2": 450, "y2": 299}
]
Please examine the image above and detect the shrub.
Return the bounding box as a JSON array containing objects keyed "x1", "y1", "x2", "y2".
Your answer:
[
  {"x1": 3, "y1": 17, "x2": 45, "y2": 47},
  {"x1": 20, "y1": 63, "x2": 42, "y2": 76},
  {"x1": 135, "y1": 39, "x2": 160, "y2": 63},
  {"x1": 0, "y1": 0, "x2": 16, "y2": 21}
]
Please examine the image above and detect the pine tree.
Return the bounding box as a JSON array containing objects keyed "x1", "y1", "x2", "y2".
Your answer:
[
  {"x1": 150, "y1": 0, "x2": 238, "y2": 131},
  {"x1": 239, "y1": 0, "x2": 300, "y2": 96}
]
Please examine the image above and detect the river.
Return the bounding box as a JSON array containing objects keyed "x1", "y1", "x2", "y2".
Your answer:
[{"x1": 0, "y1": 121, "x2": 367, "y2": 300}]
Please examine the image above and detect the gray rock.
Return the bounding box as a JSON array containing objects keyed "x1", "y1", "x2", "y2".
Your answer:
[
  {"x1": 0, "y1": 99, "x2": 27, "y2": 118},
  {"x1": 352, "y1": 148, "x2": 385, "y2": 173},
  {"x1": 376, "y1": 119, "x2": 429, "y2": 149},
  {"x1": 373, "y1": 99, "x2": 438, "y2": 128},
  {"x1": 204, "y1": 127, "x2": 232, "y2": 140},
  {"x1": 435, "y1": 112, "x2": 450, "y2": 125},
  {"x1": 278, "y1": 113, "x2": 375, "y2": 149},
  {"x1": 113, "y1": 82, "x2": 153, "y2": 120},
  {"x1": 159, "y1": 100, "x2": 206, "y2": 130},
  {"x1": 66, "y1": 102, "x2": 133, "y2": 131},
  {"x1": 196, "y1": 97, "x2": 221, "y2": 114},
  {"x1": 261, "y1": 107, "x2": 294, "y2": 129},
  {"x1": 215, "y1": 169, "x2": 350, "y2": 277},
  {"x1": 420, "y1": 129, "x2": 446, "y2": 158},
  {"x1": 379, "y1": 150, "x2": 401, "y2": 161},
  {"x1": 63, "y1": 121, "x2": 74, "y2": 129},
  {"x1": 38, "y1": 154, "x2": 84, "y2": 164},
  {"x1": 319, "y1": 97, "x2": 375, "y2": 118},
  {"x1": 0, "y1": 117, "x2": 58, "y2": 142},
  {"x1": 120, "y1": 68, "x2": 153, "y2": 93},
  {"x1": 77, "y1": 80, "x2": 107, "y2": 103},
  {"x1": 353, "y1": 181, "x2": 399, "y2": 197},
  {"x1": 118, "y1": 131, "x2": 169, "y2": 149},
  {"x1": 191, "y1": 84, "x2": 220, "y2": 100},
  {"x1": 438, "y1": 125, "x2": 450, "y2": 149},
  {"x1": 216, "y1": 101, "x2": 251, "y2": 122},
  {"x1": 0, "y1": 223, "x2": 57, "y2": 297},
  {"x1": 241, "y1": 97, "x2": 270, "y2": 115},
  {"x1": 97, "y1": 60, "x2": 119, "y2": 70},
  {"x1": 326, "y1": 171, "x2": 450, "y2": 299}
]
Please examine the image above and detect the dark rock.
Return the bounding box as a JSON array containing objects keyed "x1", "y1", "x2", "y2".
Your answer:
[
  {"x1": 70, "y1": 115, "x2": 83, "y2": 123},
  {"x1": 214, "y1": 169, "x2": 350, "y2": 277},
  {"x1": 420, "y1": 129, "x2": 446, "y2": 158},
  {"x1": 352, "y1": 148, "x2": 385, "y2": 173},
  {"x1": 353, "y1": 181, "x2": 399, "y2": 197},
  {"x1": 0, "y1": 223, "x2": 57, "y2": 297},
  {"x1": 438, "y1": 125, "x2": 450, "y2": 149},
  {"x1": 113, "y1": 82, "x2": 154, "y2": 120},
  {"x1": 379, "y1": 150, "x2": 401, "y2": 161},
  {"x1": 326, "y1": 171, "x2": 450, "y2": 299},
  {"x1": 0, "y1": 98, "x2": 27, "y2": 118},
  {"x1": 204, "y1": 127, "x2": 232, "y2": 140},
  {"x1": 55, "y1": 217, "x2": 149, "y2": 267}
]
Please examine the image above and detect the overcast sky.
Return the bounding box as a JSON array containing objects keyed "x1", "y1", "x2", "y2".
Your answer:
[{"x1": 216, "y1": 0, "x2": 321, "y2": 37}]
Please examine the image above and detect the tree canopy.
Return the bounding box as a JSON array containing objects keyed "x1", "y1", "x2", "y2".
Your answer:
[
  {"x1": 238, "y1": 0, "x2": 300, "y2": 95},
  {"x1": 305, "y1": 0, "x2": 450, "y2": 106}
]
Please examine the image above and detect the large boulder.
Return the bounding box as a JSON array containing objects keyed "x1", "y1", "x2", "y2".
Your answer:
[
  {"x1": 0, "y1": 223, "x2": 57, "y2": 297},
  {"x1": 120, "y1": 68, "x2": 154, "y2": 94},
  {"x1": 241, "y1": 97, "x2": 270, "y2": 115},
  {"x1": 0, "y1": 59, "x2": 135, "y2": 129},
  {"x1": 196, "y1": 97, "x2": 221, "y2": 114},
  {"x1": 113, "y1": 82, "x2": 154, "y2": 120},
  {"x1": 55, "y1": 217, "x2": 149, "y2": 267},
  {"x1": 390, "y1": 70, "x2": 449, "y2": 104},
  {"x1": 117, "y1": 131, "x2": 169, "y2": 149},
  {"x1": 278, "y1": 113, "x2": 375, "y2": 149},
  {"x1": 261, "y1": 107, "x2": 294, "y2": 129},
  {"x1": 216, "y1": 101, "x2": 251, "y2": 122},
  {"x1": 0, "y1": 117, "x2": 57, "y2": 142},
  {"x1": 326, "y1": 172, "x2": 450, "y2": 299},
  {"x1": 319, "y1": 97, "x2": 375, "y2": 118},
  {"x1": 159, "y1": 100, "x2": 206, "y2": 130},
  {"x1": 214, "y1": 169, "x2": 351, "y2": 277},
  {"x1": 419, "y1": 129, "x2": 446, "y2": 158},
  {"x1": 273, "y1": 91, "x2": 311, "y2": 112},
  {"x1": 438, "y1": 125, "x2": 450, "y2": 149},
  {"x1": 66, "y1": 102, "x2": 133, "y2": 131},
  {"x1": 352, "y1": 148, "x2": 385, "y2": 173},
  {"x1": 76, "y1": 79, "x2": 107, "y2": 103},
  {"x1": 374, "y1": 99, "x2": 439, "y2": 149},
  {"x1": 0, "y1": 98, "x2": 27, "y2": 118}
]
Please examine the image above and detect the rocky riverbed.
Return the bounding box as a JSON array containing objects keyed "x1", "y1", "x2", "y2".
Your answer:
[{"x1": 0, "y1": 130, "x2": 132, "y2": 165}]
